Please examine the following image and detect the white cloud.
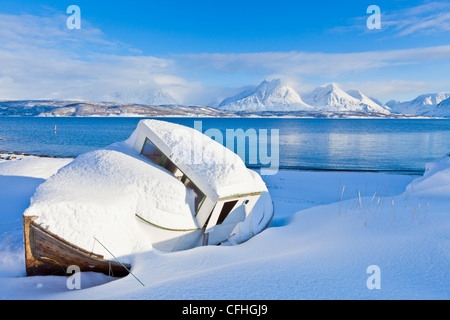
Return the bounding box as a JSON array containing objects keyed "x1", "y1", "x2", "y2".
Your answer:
[
  {"x1": 384, "y1": 1, "x2": 450, "y2": 36},
  {"x1": 178, "y1": 45, "x2": 450, "y2": 79},
  {"x1": 1, "y1": 10, "x2": 449, "y2": 105},
  {"x1": 339, "y1": 80, "x2": 441, "y2": 103},
  {"x1": 0, "y1": 13, "x2": 204, "y2": 105},
  {"x1": 329, "y1": 1, "x2": 450, "y2": 37}
]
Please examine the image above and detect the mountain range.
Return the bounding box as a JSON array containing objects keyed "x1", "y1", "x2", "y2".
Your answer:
[
  {"x1": 0, "y1": 79, "x2": 449, "y2": 118},
  {"x1": 218, "y1": 80, "x2": 390, "y2": 114},
  {"x1": 217, "y1": 79, "x2": 450, "y2": 117},
  {"x1": 385, "y1": 93, "x2": 450, "y2": 117}
]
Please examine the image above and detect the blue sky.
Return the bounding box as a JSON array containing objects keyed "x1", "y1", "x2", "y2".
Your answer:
[{"x1": 0, "y1": 0, "x2": 449, "y2": 104}]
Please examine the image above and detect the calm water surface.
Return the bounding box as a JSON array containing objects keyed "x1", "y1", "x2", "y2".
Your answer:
[{"x1": 1, "y1": 117, "x2": 449, "y2": 174}]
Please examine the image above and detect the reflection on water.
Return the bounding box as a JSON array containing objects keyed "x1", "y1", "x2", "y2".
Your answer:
[{"x1": 0, "y1": 117, "x2": 449, "y2": 174}]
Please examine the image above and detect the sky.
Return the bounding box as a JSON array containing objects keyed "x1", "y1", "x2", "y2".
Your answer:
[{"x1": 0, "y1": 0, "x2": 449, "y2": 105}]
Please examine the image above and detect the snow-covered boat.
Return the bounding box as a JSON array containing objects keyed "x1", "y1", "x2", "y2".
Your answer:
[
  {"x1": 23, "y1": 215, "x2": 131, "y2": 277},
  {"x1": 23, "y1": 120, "x2": 273, "y2": 276}
]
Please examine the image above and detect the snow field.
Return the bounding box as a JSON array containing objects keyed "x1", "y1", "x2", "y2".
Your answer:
[{"x1": 0, "y1": 154, "x2": 448, "y2": 299}]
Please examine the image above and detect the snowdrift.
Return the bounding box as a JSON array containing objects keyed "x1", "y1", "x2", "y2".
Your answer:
[
  {"x1": 405, "y1": 153, "x2": 450, "y2": 197},
  {"x1": 0, "y1": 150, "x2": 448, "y2": 299}
]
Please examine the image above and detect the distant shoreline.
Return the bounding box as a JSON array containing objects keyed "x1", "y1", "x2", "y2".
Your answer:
[
  {"x1": 0, "y1": 99, "x2": 445, "y2": 119},
  {"x1": 0, "y1": 114, "x2": 442, "y2": 119},
  {"x1": 0, "y1": 151, "x2": 72, "y2": 160},
  {"x1": 0, "y1": 151, "x2": 423, "y2": 176}
]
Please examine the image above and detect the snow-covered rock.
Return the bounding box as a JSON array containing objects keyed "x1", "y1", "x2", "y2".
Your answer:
[{"x1": 218, "y1": 79, "x2": 314, "y2": 112}]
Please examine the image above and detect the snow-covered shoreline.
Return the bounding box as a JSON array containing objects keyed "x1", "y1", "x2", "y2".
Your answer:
[
  {"x1": 0, "y1": 152, "x2": 71, "y2": 161},
  {"x1": 0, "y1": 98, "x2": 446, "y2": 118},
  {"x1": 0, "y1": 153, "x2": 449, "y2": 299}
]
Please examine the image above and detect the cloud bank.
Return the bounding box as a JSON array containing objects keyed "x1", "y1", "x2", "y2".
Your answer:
[{"x1": 0, "y1": 8, "x2": 449, "y2": 105}]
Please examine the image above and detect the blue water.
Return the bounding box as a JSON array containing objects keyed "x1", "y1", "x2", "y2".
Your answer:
[{"x1": 1, "y1": 117, "x2": 450, "y2": 174}]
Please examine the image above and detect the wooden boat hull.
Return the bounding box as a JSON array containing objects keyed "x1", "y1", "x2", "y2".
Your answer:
[{"x1": 23, "y1": 216, "x2": 130, "y2": 277}]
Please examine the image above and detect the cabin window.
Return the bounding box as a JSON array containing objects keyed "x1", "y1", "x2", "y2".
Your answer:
[
  {"x1": 141, "y1": 138, "x2": 205, "y2": 213},
  {"x1": 141, "y1": 138, "x2": 163, "y2": 165},
  {"x1": 183, "y1": 175, "x2": 205, "y2": 213},
  {"x1": 216, "y1": 200, "x2": 239, "y2": 225},
  {"x1": 160, "y1": 156, "x2": 183, "y2": 179}
]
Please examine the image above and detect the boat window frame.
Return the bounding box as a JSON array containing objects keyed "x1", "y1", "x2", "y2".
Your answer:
[
  {"x1": 216, "y1": 200, "x2": 239, "y2": 225},
  {"x1": 140, "y1": 137, "x2": 206, "y2": 215}
]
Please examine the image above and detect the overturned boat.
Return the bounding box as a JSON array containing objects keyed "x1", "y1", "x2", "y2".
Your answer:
[{"x1": 23, "y1": 119, "x2": 274, "y2": 276}]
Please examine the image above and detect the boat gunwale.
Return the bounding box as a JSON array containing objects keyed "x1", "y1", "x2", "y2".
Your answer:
[{"x1": 23, "y1": 215, "x2": 131, "y2": 277}]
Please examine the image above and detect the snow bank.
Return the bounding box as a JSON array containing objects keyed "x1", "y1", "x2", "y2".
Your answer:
[
  {"x1": 405, "y1": 153, "x2": 450, "y2": 197},
  {"x1": 0, "y1": 246, "x2": 24, "y2": 278},
  {"x1": 113, "y1": 154, "x2": 447, "y2": 299},
  {"x1": 226, "y1": 170, "x2": 273, "y2": 244},
  {"x1": 0, "y1": 155, "x2": 72, "y2": 179},
  {"x1": 1, "y1": 152, "x2": 448, "y2": 299}
]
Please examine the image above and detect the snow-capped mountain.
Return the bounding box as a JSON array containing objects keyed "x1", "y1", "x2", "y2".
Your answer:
[
  {"x1": 302, "y1": 83, "x2": 389, "y2": 114},
  {"x1": 2, "y1": 80, "x2": 447, "y2": 117},
  {"x1": 102, "y1": 90, "x2": 179, "y2": 106},
  {"x1": 346, "y1": 89, "x2": 387, "y2": 112},
  {"x1": 218, "y1": 79, "x2": 314, "y2": 112},
  {"x1": 425, "y1": 96, "x2": 450, "y2": 117},
  {"x1": 218, "y1": 80, "x2": 390, "y2": 114},
  {"x1": 386, "y1": 93, "x2": 450, "y2": 116}
]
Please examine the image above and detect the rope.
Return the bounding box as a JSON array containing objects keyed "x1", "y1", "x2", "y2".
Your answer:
[
  {"x1": 93, "y1": 237, "x2": 145, "y2": 287},
  {"x1": 109, "y1": 260, "x2": 112, "y2": 278},
  {"x1": 4, "y1": 232, "x2": 12, "y2": 250}
]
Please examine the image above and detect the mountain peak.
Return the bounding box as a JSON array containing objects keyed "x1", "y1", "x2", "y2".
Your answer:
[
  {"x1": 218, "y1": 80, "x2": 390, "y2": 114},
  {"x1": 388, "y1": 92, "x2": 450, "y2": 116},
  {"x1": 257, "y1": 78, "x2": 284, "y2": 90},
  {"x1": 322, "y1": 82, "x2": 340, "y2": 90},
  {"x1": 303, "y1": 83, "x2": 389, "y2": 113},
  {"x1": 218, "y1": 79, "x2": 313, "y2": 112}
]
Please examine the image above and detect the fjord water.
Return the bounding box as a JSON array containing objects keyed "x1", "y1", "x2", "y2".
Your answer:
[{"x1": 0, "y1": 117, "x2": 449, "y2": 174}]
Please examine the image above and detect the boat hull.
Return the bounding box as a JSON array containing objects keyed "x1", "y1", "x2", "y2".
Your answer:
[{"x1": 23, "y1": 216, "x2": 130, "y2": 277}]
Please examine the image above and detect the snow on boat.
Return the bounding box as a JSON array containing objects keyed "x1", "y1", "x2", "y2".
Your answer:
[{"x1": 23, "y1": 120, "x2": 274, "y2": 276}]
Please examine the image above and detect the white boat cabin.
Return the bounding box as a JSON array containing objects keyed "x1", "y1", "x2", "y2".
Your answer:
[{"x1": 131, "y1": 120, "x2": 264, "y2": 251}]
